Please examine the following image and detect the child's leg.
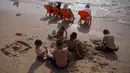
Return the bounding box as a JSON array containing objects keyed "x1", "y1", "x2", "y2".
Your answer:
[
  {"x1": 36, "y1": 55, "x2": 43, "y2": 61},
  {"x1": 48, "y1": 56, "x2": 57, "y2": 68},
  {"x1": 95, "y1": 45, "x2": 108, "y2": 52}
]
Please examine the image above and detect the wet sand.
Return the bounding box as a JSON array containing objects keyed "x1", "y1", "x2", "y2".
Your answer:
[{"x1": 0, "y1": 0, "x2": 130, "y2": 73}]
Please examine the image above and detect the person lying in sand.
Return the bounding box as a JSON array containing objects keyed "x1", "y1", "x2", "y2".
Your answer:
[
  {"x1": 95, "y1": 29, "x2": 118, "y2": 52},
  {"x1": 47, "y1": 40, "x2": 71, "y2": 69},
  {"x1": 34, "y1": 39, "x2": 47, "y2": 61},
  {"x1": 64, "y1": 32, "x2": 83, "y2": 59},
  {"x1": 48, "y1": 27, "x2": 67, "y2": 40}
]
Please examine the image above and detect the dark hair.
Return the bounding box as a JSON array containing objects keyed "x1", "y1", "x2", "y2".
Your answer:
[
  {"x1": 61, "y1": 27, "x2": 65, "y2": 30},
  {"x1": 103, "y1": 29, "x2": 110, "y2": 35},
  {"x1": 70, "y1": 32, "x2": 77, "y2": 39},
  {"x1": 35, "y1": 39, "x2": 42, "y2": 46},
  {"x1": 56, "y1": 40, "x2": 63, "y2": 47},
  {"x1": 56, "y1": 2, "x2": 61, "y2": 9}
]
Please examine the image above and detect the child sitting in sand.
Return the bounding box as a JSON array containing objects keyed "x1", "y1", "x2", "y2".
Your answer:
[
  {"x1": 47, "y1": 40, "x2": 71, "y2": 69},
  {"x1": 34, "y1": 39, "x2": 47, "y2": 61},
  {"x1": 48, "y1": 27, "x2": 67, "y2": 40},
  {"x1": 64, "y1": 32, "x2": 85, "y2": 60},
  {"x1": 96, "y1": 29, "x2": 118, "y2": 52}
]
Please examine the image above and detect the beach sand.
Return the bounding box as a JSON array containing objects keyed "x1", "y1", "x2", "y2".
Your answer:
[{"x1": 0, "y1": 0, "x2": 130, "y2": 73}]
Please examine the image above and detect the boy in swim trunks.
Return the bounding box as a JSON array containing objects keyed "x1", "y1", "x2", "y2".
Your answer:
[{"x1": 47, "y1": 40, "x2": 71, "y2": 69}]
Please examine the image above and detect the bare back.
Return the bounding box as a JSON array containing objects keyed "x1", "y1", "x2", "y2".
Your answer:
[
  {"x1": 66, "y1": 39, "x2": 77, "y2": 52},
  {"x1": 53, "y1": 47, "x2": 68, "y2": 67},
  {"x1": 103, "y1": 34, "x2": 116, "y2": 49}
]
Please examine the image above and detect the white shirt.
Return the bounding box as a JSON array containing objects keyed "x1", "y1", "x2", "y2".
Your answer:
[{"x1": 83, "y1": 8, "x2": 91, "y2": 16}]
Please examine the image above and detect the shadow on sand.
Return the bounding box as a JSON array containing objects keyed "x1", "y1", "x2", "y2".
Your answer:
[
  {"x1": 77, "y1": 24, "x2": 91, "y2": 33},
  {"x1": 95, "y1": 46, "x2": 118, "y2": 61},
  {"x1": 57, "y1": 20, "x2": 72, "y2": 29},
  {"x1": 40, "y1": 16, "x2": 51, "y2": 21},
  {"x1": 45, "y1": 61, "x2": 69, "y2": 73},
  {"x1": 27, "y1": 60, "x2": 45, "y2": 73},
  {"x1": 48, "y1": 17, "x2": 59, "y2": 25},
  {"x1": 101, "y1": 52, "x2": 118, "y2": 61}
]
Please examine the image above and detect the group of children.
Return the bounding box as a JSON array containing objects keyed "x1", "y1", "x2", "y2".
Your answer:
[
  {"x1": 13, "y1": 0, "x2": 118, "y2": 69},
  {"x1": 35, "y1": 27, "x2": 119, "y2": 69}
]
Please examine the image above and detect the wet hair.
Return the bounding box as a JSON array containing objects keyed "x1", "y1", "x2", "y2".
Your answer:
[
  {"x1": 103, "y1": 29, "x2": 110, "y2": 35},
  {"x1": 70, "y1": 32, "x2": 77, "y2": 39},
  {"x1": 35, "y1": 39, "x2": 42, "y2": 46},
  {"x1": 56, "y1": 40, "x2": 63, "y2": 47}
]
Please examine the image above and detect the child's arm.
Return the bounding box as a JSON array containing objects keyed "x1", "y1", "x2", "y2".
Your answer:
[
  {"x1": 102, "y1": 36, "x2": 106, "y2": 45},
  {"x1": 65, "y1": 30, "x2": 67, "y2": 38}
]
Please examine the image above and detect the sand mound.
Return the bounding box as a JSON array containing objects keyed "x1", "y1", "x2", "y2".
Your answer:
[
  {"x1": 90, "y1": 38, "x2": 102, "y2": 45},
  {"x1": 67, "y1": 40, "x2": 116, "y2": 73}
]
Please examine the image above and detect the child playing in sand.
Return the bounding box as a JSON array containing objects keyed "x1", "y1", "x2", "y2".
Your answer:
[
  {"x1": 47, "y1": 40, "x2": 71, "y2": 69},
  {"x1": 65, "y1": 32, "x2": 84, "y2": 60},
  {"x1": 48, "y1": 27, "x2": 67, "y2": 40},
  {"x1": 34, "y1": 39, "x2": 47, "y2": 61},
  {"x1": 96, "y1": 29, "x2": 118, "y2": 52}
]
